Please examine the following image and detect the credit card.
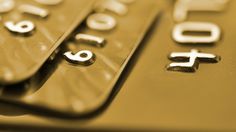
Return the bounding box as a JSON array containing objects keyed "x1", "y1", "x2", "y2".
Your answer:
[
  {"x1": 0, "y1": 0, "x2": 95, "y2": 84},
  {"x1": 0, "y1": 0, "x2": 160, "y2": 118},
  {"x1": 3, "y1": 0, "x2": 236, "y2": 131}
]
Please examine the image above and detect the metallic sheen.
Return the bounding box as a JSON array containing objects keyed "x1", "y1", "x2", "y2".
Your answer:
[
  {"x1": 172, "y1": 22, "x2": 221, "y2": 44},
  {"x1": 167, "y1": 49, "x2": 220, "y2": 72},
  {"x1": 63, "y1": 50, "x2": 95, "y2": 66},
  {"x1": 86, "y1": 13, "x2": 116, "y2": 31}
]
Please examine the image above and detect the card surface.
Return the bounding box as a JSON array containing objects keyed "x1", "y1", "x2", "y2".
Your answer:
[
  {"x1": 0, "y1": 0, "x2": 160, "y2": 118},
  {"x1": 0, "y1": 0, "x2": 235, "y2": 131},
  {"x1": 0, "y1": 0, "x2": 95, "y2": 84}
]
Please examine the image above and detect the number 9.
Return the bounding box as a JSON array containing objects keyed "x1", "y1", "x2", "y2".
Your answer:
[{"x1": 4, "y1": 20, "x2": 35, "y2": 34}]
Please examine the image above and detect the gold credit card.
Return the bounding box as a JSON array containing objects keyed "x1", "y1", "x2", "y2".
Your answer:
[
  {"x1": 82, "y1": 0, "x2": 236, "y2": 131},
  {"x1": 1, "y1": 0, "x2": 236, "y2": 131},
  {"x1": 0, "y1": 0, "x2": 160, "y2": 118},
  {"x1": 0, "y1": 0, "x2": 95, "y2": 85}
]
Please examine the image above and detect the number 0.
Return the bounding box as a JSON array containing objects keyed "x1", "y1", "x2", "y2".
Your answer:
[{"x1": 172, "y1": 22, "x2": 221, "y2": 44}]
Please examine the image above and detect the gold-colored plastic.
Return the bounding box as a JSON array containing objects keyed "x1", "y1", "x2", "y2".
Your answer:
[
  {"x1": 0, "y1": 0, "x2": 160, "y2": 118},
  {"x1": 0, "y1": 0, "x2": 236, "y2": 131},
  {"x1": 0, "y1": 0, "x2": 95, "y2": 84}
]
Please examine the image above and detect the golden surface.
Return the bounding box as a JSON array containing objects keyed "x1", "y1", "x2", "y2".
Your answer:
[
  {"x1": 0, "y1": 0, "x2": 236, "y2": 131},
  {"x1": 87, "y1": 0, "x2": 236, "y2": 130},
  {"x1": 0, "y1": 0, "x2": 95, "y2": 84},
  {"x1": 0, "y1": 0, "x2": 159, "y2": 118}
]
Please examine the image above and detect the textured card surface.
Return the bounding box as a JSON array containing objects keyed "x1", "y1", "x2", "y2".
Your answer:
[
  {"x1": 1, "y1": 0, "x2": 235, "y2": 131},
  {"x1": 0, "y1": 0, "x2": 95, "y2": 84},
  {"x1": 0, "y1": 0, "x2": 160, "y2": 118}
]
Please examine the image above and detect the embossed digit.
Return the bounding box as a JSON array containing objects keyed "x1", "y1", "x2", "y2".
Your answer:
[
  {"x1": 75, "y1": 33, "x2": 106, "y2": 47},
  {"x1": 4, "y1": 20, "x2": 35, "y2": 34},
  {"x1": 172, "y1": 22, "x2": 221, "y2": 44},
  {"x1": 94, "y1": 0, "x2": 128, "y2": 16},
  {"x1": 173, "y1": 0, "x2": 229, "y2": 22},
  {"x1": 64, "y1": 50, "x2": 96, "y2": 66},
  {"x1": 18, "y1": 4, "x2": 49, "y2": 18},
  {"x1": 86, "y1": 13, "x2": 116, "y2": 31},
  {"x1": 0, "y1": 0, "x2": 15, "y2": 13}
]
